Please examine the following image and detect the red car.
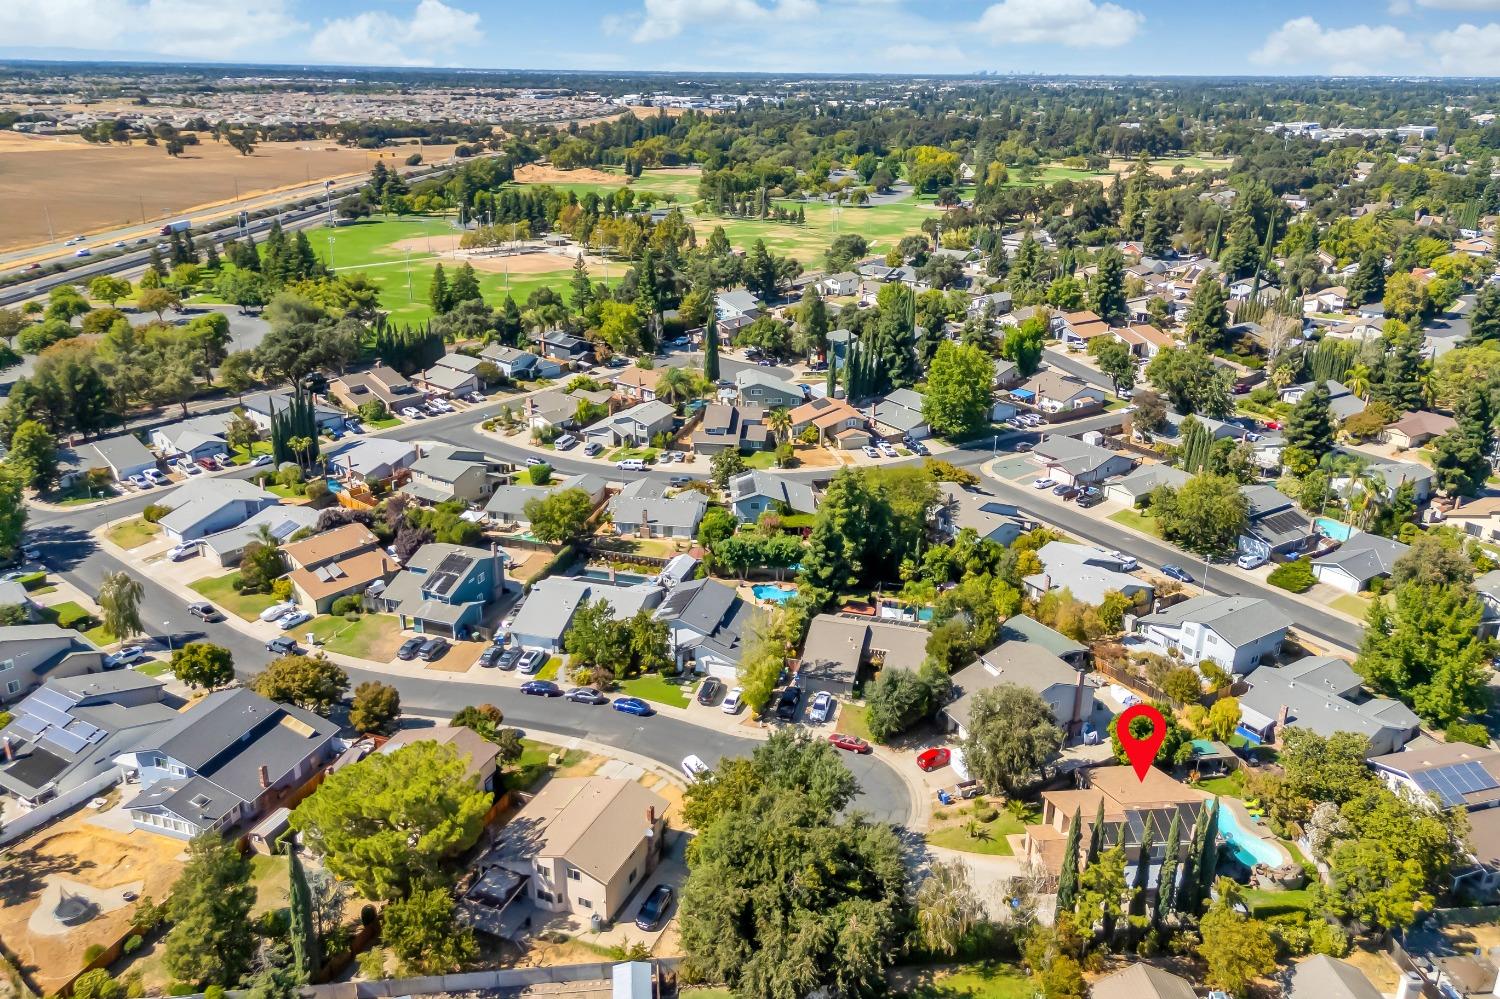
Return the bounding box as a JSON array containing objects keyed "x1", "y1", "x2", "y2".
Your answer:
[
  {"x1": 916, "y1": 747, "x2": 952, "y2": 771},
  {"x1": 1264, "y1": 420, "x2": 1281, "y2": 430},
  {"x1": 828, "y1": 733, "x2": 871, "y2": 754}
]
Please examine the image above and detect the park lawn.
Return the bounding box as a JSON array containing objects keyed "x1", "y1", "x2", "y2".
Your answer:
[
  {"x1": 1107, "y1": 508, "x2": 1163, "y2": 538},
  {"x1": 189, "y1": 571, "x2": 280, "y2": 621},
  {"x1": 925, "y1": 803, "x2": 1040, "y2": 857},
  {"x1": 505, "y1": 738, "x2": 585, "y2": 792},
  {"x1": 307, "y1": 613, "x2": 403, "y2": 661},
  {"x1": 106, "y1": 517, "x2": 162, "y2": 549},
  {"x1": 620, "y1": 671, "x2": 695, "y2": 709},
  {"x1": 898, "y1": 962, "x2": 1032, "y2": 999},
  {"x1": 1244, "y1": 887, "x2": 1315, "y2": 918}
]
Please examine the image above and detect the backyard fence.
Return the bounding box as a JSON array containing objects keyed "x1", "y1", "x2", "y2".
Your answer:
[{"x1": 0, "y1": 766, "x2": 123, "y2": 846}]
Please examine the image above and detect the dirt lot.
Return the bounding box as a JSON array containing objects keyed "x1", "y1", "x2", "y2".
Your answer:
[
  {"x1": 0, "y1": 806, "x2": 186, "y2": 994},
  {"x1": 0, "y1": 132, "x2": 460, "y2": 251},
  {"x1": 513, "y1": 163, "x2": 620, "y2": 186},
  {"x1": 383, "y1": 234, "x2": 607, "y2": 277}
]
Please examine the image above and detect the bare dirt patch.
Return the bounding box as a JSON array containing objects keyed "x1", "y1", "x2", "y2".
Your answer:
[
  {"x1": 384, "y1": 235, "x2": 611, "y2": 277},
  {"x1": 514, "y1": 163, "x2": 621, "y2": 186}
]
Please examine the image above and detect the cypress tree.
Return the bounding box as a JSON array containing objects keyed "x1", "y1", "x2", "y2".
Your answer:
[
  {"x1": 1157, "y1": 810, "x2": 1181, "y2": 918},
  {"x1": 1196, "y1": 797, "x2": 1220, "y2": 911},
  {"x1": 1180, "y1": 804, "x2": 1207, "y2": 914},
  {"x1": 287, "y1": 841, "x2": 318, "y2": 983},
  {"x1": 429, "y1": 263, "x2": 450, "y2": 316},
  {"x1": 1086, "y1": 798, "x2": 1106, "y2": 866},
  {"x1": 1129, "y1": 819, "x2": 1153, "y2": 918},
  {"x1": 1057, "y1": 808, "x2": 1082, "y2": 912},
  {"x1": 826, "y1": 349, "x2": 837, "y2": 399},
  {"x1": 703, "y1": 310, "x2": 720, "y2": 382}
]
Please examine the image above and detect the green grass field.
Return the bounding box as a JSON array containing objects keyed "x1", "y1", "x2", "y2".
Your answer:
[
  {"x1": 1108, "y1": 508, "x2": 1163, "y2": 538},
  {"x1": 620, "y1": 671, "x2": 696, "y2": 709},
  {"x1": 925, "y1": 804, "x2": 1039, "y2": 856},
  {"x1": 105, "y1": 517, "x2": 161, "y2": 549},
  {"x1": 308, "y1": 613, "x2": 403, "y2": 660},
  {"x1": 898, "y1": 963, "x2": 1032, "y2": 999},
  {"x1": 189, "y1": 572, "x2": 280, "y2": 621},
  {"x1": 505, "y1": 738, "x2": 585, "y2": 792}
]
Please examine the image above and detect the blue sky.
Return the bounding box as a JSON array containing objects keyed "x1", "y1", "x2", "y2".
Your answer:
[{"x1": 6, "y1": 0, "x2": 1500, "y2": 77}]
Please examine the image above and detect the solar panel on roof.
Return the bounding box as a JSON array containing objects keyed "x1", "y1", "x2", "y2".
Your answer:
[
  {"x1": 437, "y1": 553, "x2": 472, "y2": 575},
  {"x1": 31, "y1": 687, "x2": 74, "y2": 711},
  {"x1": 42, "y1": 727, "x2": 89, "y2": 754},
  {"x1": 26, "y1": 700, "x2": 72, "y2": 730},
  {"x1": 426, "y1": 571, "x2": 458, "y2": 596},
  {"x1": 64, "y1": 719, "x2": 101, "y2": 742},
  {"x1": 9, "y1": 712, "x2": 46, "y2": 736}
]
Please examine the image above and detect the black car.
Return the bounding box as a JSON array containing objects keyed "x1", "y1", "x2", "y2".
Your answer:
[
  {"x1": 775, "y1": 685, "x2": 803, "y2": 721},
  {"x1": 634, "y1": 884, "x2": 675, "y2": 931},
  {"x1": 1052, "y1": 482, "x2": 1078, "y2": 498},
  {"x1": 478, "y1": 645, "x2": 505, "y2": 668},
  {"x1": 497, "y1": 646, "x2": 523, "y2": 670},
  {"x1": 1076, "y1": 489, "x2": 1104, "y2": 508},
  {"x1": 396, "y1": 636, "x2": 426, "y2": 660},
  {"x1": 418, "y1": 637, "x2": 450, "y2": 661},
  {"x1": 696, "y1": 677, "x2": 724, "y2": 706},
  {"x1": 521, "y1": 680, "x2": 563, "y2": 697},
  {"x1": 265, "y1": 636, "x2": 300, "y2": 655},
  {"x1": 566, "y1": 686, "x2": 608, "y2": 704}
]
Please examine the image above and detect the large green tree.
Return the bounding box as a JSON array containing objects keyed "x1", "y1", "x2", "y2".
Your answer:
[
  {"x1": 1184, "y1": 275, "x2": 1228, "y2": 346},
  {"x1": 1432, "y1": 384, "x2": 1494, "y2": 497},
  {"x1": 381, "y1": 886, "x2": 477, "y2": 975},
  {"x1": 97, "y1": 571, "x2": 144, "y2": 642},
  {"x1": 163, "y1": 834, "x2": 256, "y2": 986},
  {"x1": 250, "y1": 655, "x2": 349, "y2": 715},
  {"x1": 956, "y1": 683, "x2": 1064, "y2": 795},
  {"x1": 922, "y1": 340, "x2": 992, "y2": 439},
  {"x1": 1146, "y1": 345, "x2": 1232, "y2": 417},
  {"x1": 522, "y1": 487, "x2": 593, "y2": 543},
  {"x1": 1358, "y1": 577, "x2": 1493, "y2": 726},
  {"x1": 170, "y1": 642, "x2": 235, "y2": 691},
  {"x1": 1089, "y1": 246, "x2": 1127, "y2": 321},
  {"x1": 1197, "y1": 890, "x2": 1278, "y2": 998},
  {"x1": 1150, "y1": 473, "x2": 1248, "y2": 556},
  {"x1": 1284, "y1": 380, "x2": 1336, "y2": 454}
]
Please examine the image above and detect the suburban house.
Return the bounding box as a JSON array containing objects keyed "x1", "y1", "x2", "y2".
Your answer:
[
  {"x1": 525, "y1": 386, "x2": 615, "y2": 434},
  {"x1": 199, "y1": 505, "x2": 319, "y2": 568},
  {"x1": 371, "y1": 543, "x2": 507, "y2": 639},
  {"x1": 284, "y1": 524, "x2": 398, "y2": 614},
  {"x1": 240, "y1": 392, "x2": 346, "y2": 433},
  {"x1": 1311, "y1": 531, "x2": 1409, "y2": 593},
  {"x1": 1013, "y1": 369, "x2": 1107, "y2": 416},
  {"x1": 1284, "y1": 955, "x2": 1385, "y2": 999},
  {"x1": 117, "y1": 687, "x2": 339, "y2": 840},
  {"x1": 1384, "y1": 410, "x2": 1457, "y2": 450},
  {"x1": 1021, "y1": 765, "x2": 1210, "y2": 878},
  {"x1": 1031, "y1": 435, "x2": 1135, "y2": 487},
  {"x1": 534, "y1": 331, "x2": 593, "y2": 364},
  {"x1": 1132, "y1": 594, "x2": 1291, "y2": 674},
  {"x1": 1103, "y1": 464, "x2": 1190, "y2": 506},
  {"x1": 1479, "y1": 570, "x2": 1500, "y2": 638},
  {"x1": 508, "y1": 577, "x2": 663, "y2": 653},
  {"x1": 484, "y1": 474, "x2": 608, "y2": 529},
  {"x1": 496, "y1": 777, "x2": 669, "y2": 921},
  {"x1": 729, "y1": 470, "x2": 817, "y2": 524},
  {"x1": 583, "y1": 400, "x2": 676, "y2": 449},
  {"x1": 1346, "y1": 455, "x2": 1434, "y2": 504},
  {"x1": 1239, "y1": 484, "x2": 1316, "y2": 561},
  {"x1": 931, "y1": 482, "x2": 1028, "y2": 546},
  {"x1": 735, "y1": 370, "x2": 805, "y2": 410},
  {"x1": 1112, "y1": 323, "x2": 1175, "y2": 359},
  {"x1": 158, "y1": 479, "x2": 279, "y2": 544},
  {"x1": 609, "y1": 366, "x2": 663, "y2": 403},
  {"x1": 381, "y1": 725, "x2": 500, "y2": 793},
  {"x1": 1091, "y1": 964, "x2": 1196, "y2": 999},
  {"x1": 797, "y1": 614, "x2": 929, "y2": 700},
  {"x1": 150, "y1": 421, "x2": 230, "y2": 465},
  {"x1": 1057, "y1": 309, "x2": 1111, "y2": 349},
  {"x1": 656, "y1": 578, "x2": 759, "y2": 680},
  {"x1": 968, "y1": 291, "x2": 1013, "y2": 319},
  {"x1": 0, "y1": 672, "x2": 179, "y2": 808},
  {"x1": 1304, "y1": 286, "x2": 1350, "y2": 313},
  {"x1": 1236, "y1": 655, "x2": 1420, "y2": 755},
  {"x1": 692, "y1": 404, "x2": 770, "y2": 455},
  {"x1": 328, "y1": 363, "x2": 418, "y2": 414},
  {"x1": 401, "y1": 444, "x2": 508, "y2": 506},
  {"x1": 1023, "y1": 542, "x2": 1154, "y2": 606},
  {"x1": 608, "y1": 480, "x2": 707, "y2": 539},
  {"x1": 1278, "y1": 379, "x2": 1366, "y2": 422},
  {"x1": 1368, "y1": 743, "x2": 1500, "y2": 900},
  {"x1": 817, "y1": 272, "x2": 859, "y2": 297},
  {"x1": 788, "y1": 397, "x2": 872, "y2": 449},
  {"x1": 943, "y1": 639, "x2": 1094, "y2": 738},
  {"x1": 716, "y1": 289, "x2": 762, "y2": 332},
  {"x1": 417, "y1": 353, "x2": 484, "y2": 398},
  {"x1": 870, "y1": 388, "x2": 931, "y2": 441},
  {"x1": 481, "y1": 345, "x2": 562, "y2": 381},
  {"x1": 79, "y1": 434, "x2": 158, "y2": 483},
  {"x1": 0, "y1": 624, "x2": 107, "y2": 704},
  {"x1": 325, "y1": 438, "x2": 418, "y2": 485}
]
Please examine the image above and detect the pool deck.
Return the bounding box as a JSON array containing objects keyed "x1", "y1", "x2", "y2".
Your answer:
[{"x1": 1220, "y1": 797, "x2": 1291, "y2": 868}]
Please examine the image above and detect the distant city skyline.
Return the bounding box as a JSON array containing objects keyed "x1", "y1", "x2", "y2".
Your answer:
[{"x1": 8, "y1": 0, "x2": 1500, "y2": 79}]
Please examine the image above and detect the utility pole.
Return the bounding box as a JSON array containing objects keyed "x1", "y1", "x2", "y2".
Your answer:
[{"x1": 43, "y1": 205, "x2": 54, "y2": 243}]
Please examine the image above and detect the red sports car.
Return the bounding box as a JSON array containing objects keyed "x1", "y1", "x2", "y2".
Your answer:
[
  {"x1": 828, "y1": 733, "x2": 871, "y2": 754},
  {"x1": 916, "y1": 747, "x2": 952, "y2": 771}
]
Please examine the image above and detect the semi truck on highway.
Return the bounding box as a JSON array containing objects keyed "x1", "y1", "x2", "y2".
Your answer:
[{"x1": 159, "y1": 219, "x2": 192, "y2": 234}]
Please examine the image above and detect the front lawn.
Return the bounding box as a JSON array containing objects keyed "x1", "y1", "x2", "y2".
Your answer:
[
  {"x1": 307, "y1": 613, "x2": 403, "y2": 661},
  {"x1": 1107, "y1": 508, "x2": 1162, "y2": 538},
  {"x1": 536, "y1": 655, "x2": 562, "y2": 681},
  {"x1": 189, "y1": 572, "x2": 280, "y2": 621},
  {"x1": 134, "y1": 660, "x2": 173, "y2": 678},
  {"x1": 40, "y1": 601, "x2": 119, "y2": 645},
  {"x1": 504, "y1": 738, "x2": 585, "y2": 792},
  {"x1": 925, "y1": 802, "x2": 1040, "y2": 856},
  {"x1": 607, "y1": 446, "x2": 661, "y2": 463},
  {"x1": 899, "y1": 961, "x2": 1033, "y2": 999},
  {"x1": 228, "y1": 441, "x2": 274, "y2": 465},
  {"x1": 740, "y1": 450, "x2": 781, "y2": 469},
  {"x1": 620, "y1": 671, "x2": 696, "y2": 709},
  {"x1": 365, "y1": 415, "x2": 403, "y2": 429},
  {"x1": 105, "y1": 517, "x2": 162, "y2": 549},
  {"x1": 838, "y1": 703, "x2": 877, "y2": 745}
]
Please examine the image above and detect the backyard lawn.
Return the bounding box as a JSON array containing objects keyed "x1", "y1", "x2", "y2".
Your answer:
[
  {"x1": 189, "y1": 572, "x2": 280, "y2": 621},
  {"x1": 105, "y1": 517, "x2": 161, "y2": 549},
  {"x1": 925, "y1": 802, "x2": 1040, "y2": 856},
  {"x1": 898, "y1": 962, "x2": 1033, "y2": 999},
  {"x1": 1192, "y1": 772, "x2": 1246, "y2": 798},
  {"x1": 1107, "y1": 508, "x2": 1163, "y2": 538},
  {"x1": 1244, "y1": 887, "x2": 1315, "y2": 918},
  {"x1": 307, "y1": 613, "x2": 403, "y2": 661},
  {"x1": 620, "y1": 671, "x2": 696, "y2": 709}
]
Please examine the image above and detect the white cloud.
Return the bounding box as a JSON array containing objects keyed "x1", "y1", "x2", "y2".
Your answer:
[
  {"x1": 880, "y1": 43, "x2": 967, "y2": 64},
  {"x1": 974, "y1": 0, "x2": 1143, "y2": 46},
  {"x1": 629, "y1": 0, "x2": 817, "y2": 43},
  {"x1": 310, "y1": 0, "x2": 482, "y2": 66},
  {"x1": 1251, "y1": 17, "x2": 1410, "y2": 74},
  {"x1": 1430, "y1": 22, "x2": 1500, "y2": 72},
  {"x1": 0, "y1": 0, "x2": 302, "y2": 56}
]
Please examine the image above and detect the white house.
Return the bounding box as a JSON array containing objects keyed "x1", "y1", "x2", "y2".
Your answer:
[
  {"x1": 1132, "y1": 594, "x2": 1292, "y2": 675},
  {"x1": 1031, "y1": 435, "x2": 1135, "y2": 487},
  {"x1": 157, "y1": 479, "x2": 280, "y2": 543}
]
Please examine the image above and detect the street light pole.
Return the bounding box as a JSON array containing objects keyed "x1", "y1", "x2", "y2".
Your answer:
[{"x1": 163, "y1": 622, "x2": 174, "y2": 653}]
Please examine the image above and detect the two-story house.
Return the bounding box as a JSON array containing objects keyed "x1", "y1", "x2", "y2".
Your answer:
[
  {"x1": 1133, "y1": 594, "x2": 1291, "y2": 674},
  {"x1": 691, "y1": 404, "x2": 770, "y2": 455},
  {"x1": 582, "y1": 400, "x2": 676, "y2": 449},
  {"x1": 0, "y1": 624, "x2": 108, "y2": 705},
  {"x1": 728, "y1": 470, "x2": 817, "y2": 524},
  {"x1": 372, "y1": 542, "x2": 508, "y2": 639},
  {"x1": 608, "y1": 480, "x2": 707, "y2": 539},
  {"x1": 735, "y1": 370, "x2": 805, "y2": 410},
  {"x1": 655, "y1": 577, "x2": 760, "y2": 680},
  {"x1": 788, "y1": 397, "x2": 871, "y2": 449},
  {"x1": 329, "y1": 363, "x2": 420, "y2": 415},
  {"x1": 400, "y1": 444, "x2": 508, "y2": 506}
]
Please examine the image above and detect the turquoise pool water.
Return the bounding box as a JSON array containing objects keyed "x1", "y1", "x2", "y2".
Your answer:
[
  {"x1": 578, "y1": 568, "x2": 652, "y2": 586},
  {"x1": 752, "y1": 584, "x2": 798, "y2": 604},
  {"x1": 1314, "y1": 516, "x2": 1354, "y2": 542},
  {"x1": 1216, "y1": 803, "x2": 1284, "y2": 868}
]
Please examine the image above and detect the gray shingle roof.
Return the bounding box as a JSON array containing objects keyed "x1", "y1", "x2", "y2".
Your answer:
[
  {"x1": 729, "y1": 471, "x2": 816, "y2": 514},
  {"x1": 1138, "y1": 594, "x2": 1292, "y2": 648},
  {"x1": 1313, "y1": 531, "x2": 1409, "y2": 584}
]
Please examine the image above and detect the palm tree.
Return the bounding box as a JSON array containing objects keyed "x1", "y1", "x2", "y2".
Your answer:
[
  {"x1": 1353, "y1": 468, "x2": 1389, "y2": 530},
  {"x1": 97, "y1": 571, "x2": 144, "y2": 643},
  {"x1": 656, "y1": 366, "x2": 695, "y2": 406},
  {"x1": 1346, "y1": 363, "x2": 1371, "y2": 401},
  {"x1": 767, "y1": 406, "x2": 793, "y2": 444}
]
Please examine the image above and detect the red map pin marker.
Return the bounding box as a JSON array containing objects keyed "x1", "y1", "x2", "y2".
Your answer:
[{"x1": 1117, "y1": 704, "x2": 1167, "y2": 781}]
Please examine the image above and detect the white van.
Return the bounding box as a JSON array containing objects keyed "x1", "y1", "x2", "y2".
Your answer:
[{"x1": 617, "y1": 458, "x2": 646, "y2": 471}]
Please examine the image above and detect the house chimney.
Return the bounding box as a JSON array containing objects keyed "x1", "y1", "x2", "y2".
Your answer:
[
  {"x1": 1274, "y1": 704, "x2": 1290, "y2": 739},
  {"x1": 1070, "y1": 670, "x2": 1087, "y2": 738},
  {"x1": 646, "y1": 805, "x2": 655, "y2": 826},
  {"x1": 258, "y1": 765, "x2": 270, "y2": 789},
  {"x1": 2, "y1": 737, "x2": 11, "y2": 761},
  {"x1": 490, "y1": 542, "x2": 505, "y2": 596}
]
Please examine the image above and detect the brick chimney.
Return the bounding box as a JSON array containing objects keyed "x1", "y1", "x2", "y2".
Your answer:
[
  {"x1": 258, "y1": 765, "x2": 271, "y2": 789},
  {"x1": 1274, "y1": 704, "x2": 1290, "y2": 741},
  {"x1": 646, "y1": 805, "x2": 655, "y2": 826}
]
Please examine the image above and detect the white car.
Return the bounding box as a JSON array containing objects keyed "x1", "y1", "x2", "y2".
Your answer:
[
  {"x1": 1104, "y1": 550, "x2": 1138, "y2": 572},
  {"x1": 143, "y1": 469, "x2": 168, "y2": 485},
  {"x1": 251, "y1": 454, "x2": 274, "y2": 467},
  {"x1": 862, "y1": 445, "x2": 880, "y2": 459},
  {"x1": 1032, "y1": 477, "x2": 1055, "y2": 490},
  {"x1": 680, "y1": 755, "x2": 711, "y2": 782},
  {"x1": 277, "y1": 609, "x2": 313, "y2": 631},
  {"x1": 128, "y1": 474, "x2": 151, "y2": 489},
  {"x1": 259, "y1": 600, "x2": 299, "y2": 622},
  {"x1": 878, "y1": 442, "x2": 899, "y2": 458},
  {"x1": 401, "y1": 407, "x2": 424, "y2": 419},
  {"x1": 167, "y1": 543, "x2": 200, "y2": 562},
  {"x1": 177, "y1": 459, "x2": 202, "y2": 475},
  {"x1": 722, "y1": 687, "x2": 744, "y2": 714},
  {"x1": 105, "y1": 646, "x2": 146, "y2": 669},
  {"x1": 1236, "y1": 552, "x2": 1268, "y2": 571},
  {"x1": 617, "y1": 458, "x2": 645, "y2": 471},
  {"x1": 808, "y1": 691, "x2": 835, "y2": 724}
]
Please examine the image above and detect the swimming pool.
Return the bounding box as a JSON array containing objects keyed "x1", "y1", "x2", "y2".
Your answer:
[
  {"x1": 1216, "y1": 802, "x2": 1286, "y2": 868},
  {"x1": 752, "y1": 584, "x2": 798, "y2": 604},
  {"x1": 577, "y1": 568, "x2": 653, "y2": 586},
  {"x1": 1314, "y1": 516, "x2": 1354, "y2": 542}
]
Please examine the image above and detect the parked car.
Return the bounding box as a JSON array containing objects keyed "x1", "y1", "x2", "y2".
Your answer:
[
  {"x1": 143, "y1": 469, "x2": 169, "y2": 485},
  {"x1": 566, "y1": 686, "x2": 608, "y2": 704},
  {"x1": 612, "y1": 696, "x2": 653, "y2": 717},
  {"x1": 525, "y1": 457, "x2": 543, "y2": 467},
  {"x1": 722, "y1": 687, "x2": 744, "y2": 714},
  {"x1": 259, "y1": 601, "x2": 298, "y2": 622},
  {"x1": 496, "y1": 646, "x2": 523, "y2": 670},
  {"x1": 680, "y1": 754, "x2": 711, "y2": 781},
  {"x1": 583, "y1": 442, "x2": 603, "y2": 456},
  {"x1": 1032, "y1": 477, "x2": 1054, "y2": 490},
  {"x1": 1015, "y1": 441, "x2": 1035, "y2": 453},
  {"x1": 401, "y1": 407, "x2": 424, "y2": 419},
  {"x1": 266, "y1": 636, "x2": 301, "y2": 655},
  {"x1": 916, "y1": 747, "x2": 952, "y2": 771},
  {"x1": 251, "y1": 453, "x2": 275, "y2": 467},
  {"x1": 617, "y1": 458, "x2": 646, "y2": 471},
  {"x1": 521, "y1": 679, "x2": 563, "y2": 697},
  {"x1": 105, "y1": 646, "x2": 146, "y2": 670},
  {"x1": 176, "y1": 459, "x2": 201, "y2": 475},
  {"x1": 396, "y1": 636, "x2": 426, "y2": 660},
  {"x1": 517, "y1": 648, "x2": 547, "y2": 674},
  {"x1": 187, "y1": 601, "x2": 223, "y2": 623},
  {"x1": 277, "y1": 610, "x2": 312, "y2": 631},
  {"x1": 417, "y1": 636, "x2": 449, "y2": 661},
  {"x1": 1076, "y1": 488, "x2": 1104, "y2": 508},
  {"x1": 127, "y1": 474, "x2": 151, "y2": 490},
  {"x1": 774, "y1": 685, "x2": 803, "y2": 721},
  {"x1": 1104, "y1": 550, "x2": 1137, "y2": 571},
  {"x1": 877, "y1": 442, "x2": 899, "y2": 458},
  {"x1": 553, "y1": 434, "x2": 578, "y2": 450},
  {"x1": 634, "y1": 884, "x2": 675, "y2": 931},
  {"x1": 1052, "y1": 484, "x2": 1080, "y2": 500},
  {"x1": 1236, "y1": 552, "x2": 1268, "y2": 571},
  {"x1": 828, "y1": 732, "x2": 871, "y2": 754},
  {"x1": 1161, "y1": 564, "x2": 1194, "y2": 583},
  {"x1": 478, "y1": 645, "x2": 506, "y2": 668},
  {"x1": 861, "y1": 445, "x2": 880, "y2": 459},
  {"x1": 167, "y1": 542, "x2": 199, "y2": 562},
  {"x1": 697, "y1": 677, "x2": 724, "y2": 705},
  {"x1": 196, "y1": 458, "x2": 218, "y2": 471},
  {"x1": 808, "y1": 690, "x2": 835, "y2": 724}
]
